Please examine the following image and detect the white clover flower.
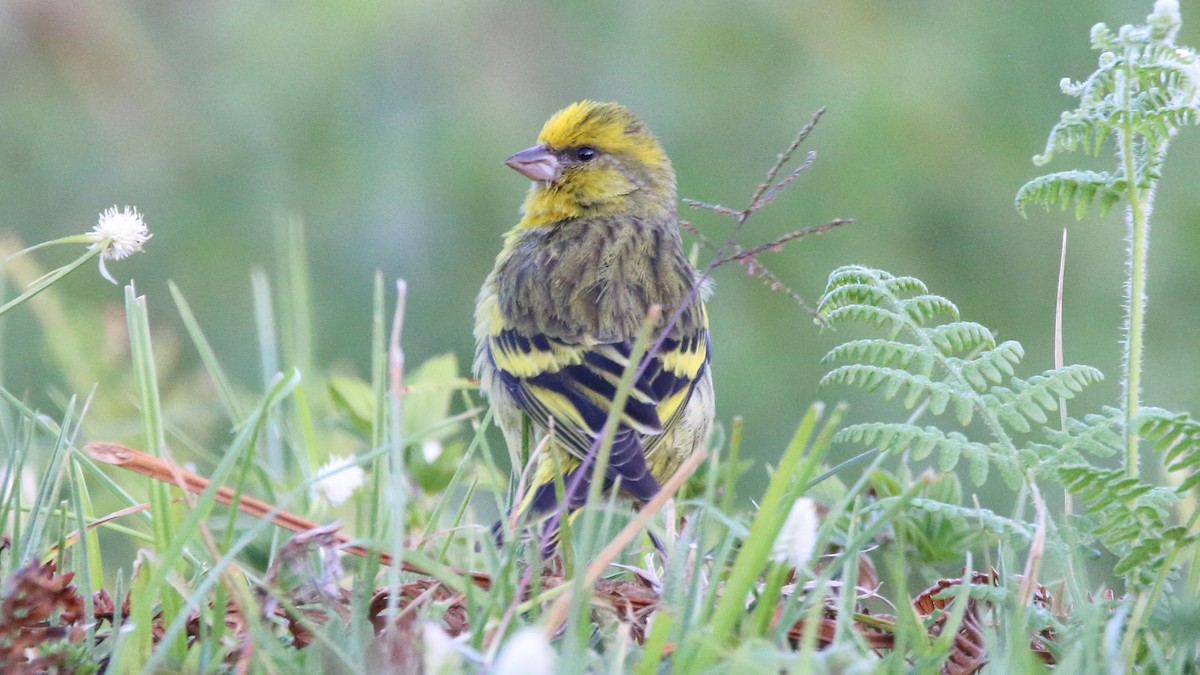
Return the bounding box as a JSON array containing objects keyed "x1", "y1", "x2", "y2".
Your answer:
[
  {"x1": 422, "y1": 622, "x2": 464, "y2": 675},
  {"x1": 493, "y1": 627, "x2": 554, "y2": 675},
  {"x1": 311, "y1": 454, "x2": 365, "y2": 506},
  {"x1": 89, "y1": 205, "x2": 151, "y2": 284},
  {"x1": 772, "y1": 497, "x2": 819, "y2": 569},
  {"x1": 421, "y1": 439, "x2": 443, "y2": 463}
]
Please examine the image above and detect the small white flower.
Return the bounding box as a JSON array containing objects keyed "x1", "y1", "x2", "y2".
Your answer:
[
  {"x1": 772, "y1": 497, "x2": 819, "y2": 569},
  {"x1": 422, "y1": 622, "x2": 464, "y2": 675},
  {"x1": 493, "y1": 627, "x2": 554, "y2": 675},
  {"x1": 89, "y1": 205, "x2": 151, "y2": 284},
  {"x1": 311, "y1": 454, "x2": 365, "y2": 506},
  {"x1": 421, "y1": 439, "x2": 443, "y2": 463}
]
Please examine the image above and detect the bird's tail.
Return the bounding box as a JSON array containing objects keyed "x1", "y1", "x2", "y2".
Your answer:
[
  {"x1": 493, "y1": 432, "x2": 661, "y2": 557},
  {"x1": 492, "y1": 462, "x2": 592, "y2": 558}
]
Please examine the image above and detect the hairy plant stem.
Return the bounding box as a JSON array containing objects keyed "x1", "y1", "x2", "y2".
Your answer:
[
  {"x1": 1117, "y1": 104, "x2": 1164, "y2": 480},
  {"x1": 1122, "y1": 178, "x2": 1145, "y2": 478}
]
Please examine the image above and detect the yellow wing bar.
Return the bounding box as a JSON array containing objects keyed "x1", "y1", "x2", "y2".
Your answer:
[{"x1": 488, "y1": 326, "x2": 708, "y2": 461}]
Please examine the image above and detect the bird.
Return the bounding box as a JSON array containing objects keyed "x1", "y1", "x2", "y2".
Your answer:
[{"x1": 474, "y1": 100, "x2": 714, "y2": 551}]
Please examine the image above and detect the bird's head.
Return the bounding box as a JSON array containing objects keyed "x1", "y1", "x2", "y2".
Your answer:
[{"x1": 507, "y1": 101, "x2": 675, "y2": 226}]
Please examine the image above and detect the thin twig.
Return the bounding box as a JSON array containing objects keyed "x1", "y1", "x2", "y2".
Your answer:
[
  {"x1": 1018, "y1": 480, "x2": 1047, "y2": 607},
  {"x1": 748, "y1": 109, "x2": 828, "y2": 209},
  {"x1": 681, "y1": 218, "x2": 848, "y2": 315},
  {"x1": 82, "y1": 441, "x2": 475, "y2": 582},
  {"x1": 1055, "y1": 227, "x2": 1072, "y2": 516},
  {"x1": 45, "y1": 502, "x2": 152, "y2": 559},
  {"x1": 643, "y1": 110, "x2": 832, "y2": 388},
  {"x1": 680, "y1": 108, "x2": 851, "y2": 316},
  {"x1": 679, "y1": 200, "x2": 739, "y2": 216},
  {"x1": 713, "y1": 218, "x2": 852, "y2": 267},
  {"x1": 758, "y1": 151, "x2": 817, "y2": 208}
]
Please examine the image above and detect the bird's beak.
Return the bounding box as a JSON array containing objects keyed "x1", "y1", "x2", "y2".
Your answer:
[{"x1": 504, "y1": 144, "x2": 561, "y2": 183}]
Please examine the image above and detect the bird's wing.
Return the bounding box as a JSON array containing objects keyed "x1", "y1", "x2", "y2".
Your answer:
[{"x1": 488, "y1": 323, "x2": 708, "y2": 499}]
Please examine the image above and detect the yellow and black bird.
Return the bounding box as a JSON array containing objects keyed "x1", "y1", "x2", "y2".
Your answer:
[{"x1": 474, "y1": 101, "x2": 714, "y2": 545}]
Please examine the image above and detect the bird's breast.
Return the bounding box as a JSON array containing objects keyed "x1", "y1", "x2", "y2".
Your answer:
[{"x1": 494, "y1": 216, "x2": 700, "y2": 342}]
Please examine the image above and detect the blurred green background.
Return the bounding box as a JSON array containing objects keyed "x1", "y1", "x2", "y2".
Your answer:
[{"x1": 3, "y1": 0, "x2": 1199, "y2": 484}]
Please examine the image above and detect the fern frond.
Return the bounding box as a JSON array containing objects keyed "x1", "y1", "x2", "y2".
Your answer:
[
  {"x1": 818, "y1": 266, "x2": 930, "y2": 314},
  {"x1": 1032, "y1": 111, "x2": 1112, "y2": 163},
  {"x1": 1054, "y1": 407, "x2": 1126, "y2": 458},
  {"x1": 819, "y1": 266, "x2": 1103, "y2": 491},
  {"x1": 1018, "y1": 3, "x2": 1200, "y2": 222},
  {"x1": 820, "y1": 268, "x2": 962, "y2": 338},
  {"x1": 1148, "y1": 103, "x2": 1200, "y2": 132},
  {"x1": 905, "y1": 498, "x2": 1033, "y2": 542},
  {"x1": 834, "y1": 422, "x2": 1017, "y2": 487},
  {"x1": 1014, "y1": 170, "x2": 1122, "y2": 218},
  {"x1": 899, "y1": 294, "x2": 960, "y2": 326},
  {"x1": 1137, "y1": 408, "x2": 1200, "y2": 492},
  {"x1": 820, "y1": 303, "x2": 909, "y2": 335},
  {"x1": 924, "y1": 321, "x2": 996, "y2": 356},
  {"x1": 821, "y1": 339, "x2": 933, "y2": 372},
  {"x1": 835, "y1": 423, "x2": 979, "y2": 470},
  {"x1": 1026, "y1": 406, "x2": 1125, "y2": 475},
  {"x1": 881, "y1": 274, "x2": 930, "y2": 295},
  {"x1": 1059, "y1": 464, "x2": 1183, "y2": 583},
  {"x1": 819, "y1": 366, "x2": 951, "y2": 414},
  {"x1": 1116, "y1": 525, "x2": 1193, "y2": 578},
  {"x1": 953, "y1": 341, "x2": 1023, "y2": 392},
  {"x1": 983, "y1": 365, "x2": 1103, "y2": 433}
]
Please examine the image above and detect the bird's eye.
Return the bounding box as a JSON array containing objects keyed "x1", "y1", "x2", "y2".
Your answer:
[{"x1": 576, "y1": 146, "x2": 597, "y2": 162}]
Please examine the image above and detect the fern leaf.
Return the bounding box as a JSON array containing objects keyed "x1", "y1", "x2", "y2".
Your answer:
[
  {"x1": 821, "y1": 304, "x2": 907, "y2": 333},
  {"x1": 1033, "y1": 111, "x2": 1111, "y2": 164},
  {"x1": 818, "y1": 266, "x2": 1102, "y2": 493},
  {"x1": 1137, "y1": 408, "x2": 1200, "y2": 491},
  {"x1": 1014, "y1": 170, "x2": 1121, "y2": 218},
  {"x1": 1113, "y1": 525, "x2": 1196, "y2": 579},
  {"x1": 821, "y1": 339, "x2": 931, "y2": 372},
  {"x1": 818, "y1": 282, "x2": 892, "y2": 315},
  {"x1": 967, "y1": 451, "x2": 989, "y2": 486},
  {"x1": 1051, "y1": 407, "x2": 1125, "y2": 458},
  {"x1": 1019, "y1": 2, "x2": 1200, "y2": 228},
  {"x1": 901, "y1": 294, "x2": 960, "y2": 325},
  {"x1": 953, "y1": 395, "x2": 974, "y2": 428},
  {"x1": 835, "y1": 422, "x2": 981, "y2": 465},
  {"x1": 984, "y1": 365, "x2": 1103, "y2": 433},
  {"x1": 833, "y1": 423, "x2": 1018, "y2": 488},
  {"x1": 924, "y1": 321, "x2": 996, "y2": 355},
  {"x1": 819, "y1": 267, "x2": 931, "y2": 310},
  {"x1": 954, "y1": 341, "x2": 1023, "y2": 392},
  {"x1": 905, "y1": 498, "x2": 1033, "y2": 542},
  {"x1": 1059, "y1": 463, "x2": 1181, "y2": 584},
  {"x1": 881, "y1": 273, "x2": 930, "y2": 296},
  {"x1": 993, "y1": 448, "x2": 1024, "y2": 490},
  {"x1": 819, "y1": 366, "x2": 951, "y2": 415},
  {"x1": 1026, "y1": 407, "x2": 1125, "y2": 476},
  {"x1": 818, "y1": 266, "x2": 918, "y2": 311}
]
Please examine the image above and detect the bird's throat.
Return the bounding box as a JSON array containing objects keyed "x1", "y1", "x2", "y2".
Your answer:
[{"x1": 514, "y1": 186, "x2": 586, "y2": 229}]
